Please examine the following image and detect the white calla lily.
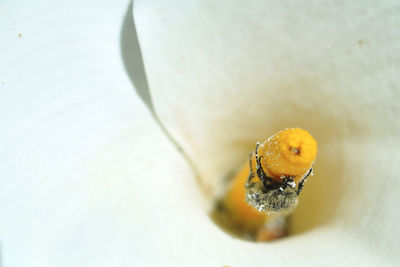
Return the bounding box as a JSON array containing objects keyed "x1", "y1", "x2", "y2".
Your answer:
[
  {"x1": 134, "y1": 0, "x2": 400, "y2": 265},
  {"x1": 0, "y1": 0, "x2": 399, "y2": 266}
]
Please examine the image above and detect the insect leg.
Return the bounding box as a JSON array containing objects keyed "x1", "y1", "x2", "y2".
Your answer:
[
  {"x1": 246, "y1": 151, "x2": 255, "y2": 184},
  {"x1": 297, "y1": 168, "x2": 313, "y2": 195}
]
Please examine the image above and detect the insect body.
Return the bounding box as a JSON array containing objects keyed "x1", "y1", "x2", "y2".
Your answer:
[{"x1": 245, "y1": 142, "x2": 312, "y2": 214}]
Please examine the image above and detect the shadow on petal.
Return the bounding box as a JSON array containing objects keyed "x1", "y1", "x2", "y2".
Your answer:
[
  {"x1": 120, "y1": 1, "x2": 154, "y2": 114},
  {"x1": 119, "y1": 1, "x2": 206, "y2": 194}
]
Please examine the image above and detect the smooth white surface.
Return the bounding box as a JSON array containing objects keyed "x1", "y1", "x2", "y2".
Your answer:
[
  {"x1": 0, "y1": 0, "x2": 399, "y2": 266},
  {"x1": 1, "y1": 0, "x2": 194, "y2": 266},
  {"x1": 134, "y1": 0, "x2": 400, "y2": 266}
]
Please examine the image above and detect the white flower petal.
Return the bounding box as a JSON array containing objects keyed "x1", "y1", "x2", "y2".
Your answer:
[
  {"x1": 135, "y1": 0, "x2": 400, "y2": 265},
  {"x1": 0, "y1": 0, "x2": 191, "y2": 266}
]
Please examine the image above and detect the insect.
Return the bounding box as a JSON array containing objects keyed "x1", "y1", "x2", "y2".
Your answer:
[{"x1": 245, "y1": 142, "x2": 313, "y2": 214}]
